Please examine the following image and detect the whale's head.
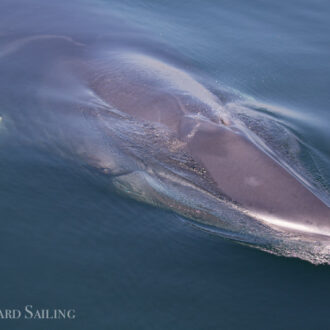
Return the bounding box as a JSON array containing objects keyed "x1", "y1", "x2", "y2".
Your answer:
[{"x1": 41, "y1": 49, "x2": 330, "y2": 263}]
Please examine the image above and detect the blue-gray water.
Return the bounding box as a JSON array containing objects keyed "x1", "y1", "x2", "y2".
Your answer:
[{"x1": 0, "y1": 0, "x2": 329, "y2": 329}]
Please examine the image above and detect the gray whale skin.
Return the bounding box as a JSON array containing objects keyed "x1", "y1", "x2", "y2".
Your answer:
[
  {"x1": 74, "y1": 51, "x2": 330, "y2": 242},
  {"x1": 3, "y1": 34, "x2": 330, "y2": 262}
]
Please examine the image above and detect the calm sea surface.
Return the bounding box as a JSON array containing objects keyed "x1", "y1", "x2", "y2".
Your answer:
[{"x1": 0, "y1": 0, "x2": 329, "y2": 329}]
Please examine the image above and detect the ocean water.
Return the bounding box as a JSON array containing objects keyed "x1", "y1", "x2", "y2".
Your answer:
[{"x1": 0, "y1": 0, "x2": 329, "y2": 329}]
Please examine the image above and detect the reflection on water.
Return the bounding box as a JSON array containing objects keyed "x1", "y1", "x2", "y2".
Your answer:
[{"x1": 0, "y1": 0, "x2": 329, "y2": 329}]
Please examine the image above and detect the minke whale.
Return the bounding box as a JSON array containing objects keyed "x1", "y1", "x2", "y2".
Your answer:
[{"x1": 1, "y1": 32, "x2": 330, "y2": 263}]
